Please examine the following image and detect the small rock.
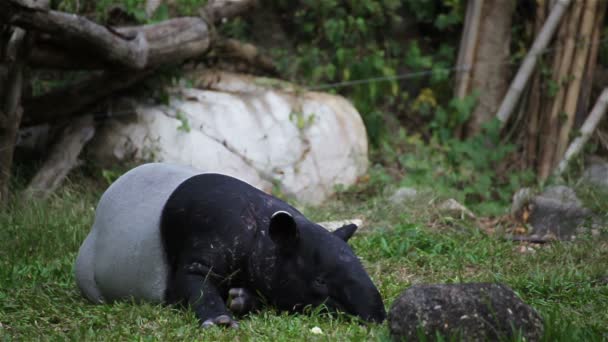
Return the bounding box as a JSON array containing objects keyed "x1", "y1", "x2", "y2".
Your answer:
[
  {"x1": 310, "y1": 326, "x2": 323, "y2": 335},
  {"x1": 437, "y1": 199, "x2": 476, "y2": 219},
  {"x1": 389, "y1": 187, "x2": 418, "y2": 204},
  {"x1": 515, "y1": 245, "x2": 536, "y2": 254},
  {"x1": 388, "y1": 283, "x2": 544, "y2": 342},
  {"x1": 317, "y1": 218, "x2": 364, "y2": 232},
  {"x1": 527, "y1": 186, "x2": 591, "y2": 240}
]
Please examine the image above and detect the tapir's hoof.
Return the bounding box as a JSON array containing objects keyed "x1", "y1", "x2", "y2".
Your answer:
[
  {"x1": 228, "y1": 288, "x2": 257, "y2": 315},
  {"x1": 201, "y1": 314, "x2": 239, "y2": 329}
]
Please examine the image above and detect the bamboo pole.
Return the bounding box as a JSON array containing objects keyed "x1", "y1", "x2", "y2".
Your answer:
[
  {"x1": 495, "y1": 0, "x2": 571, "y2": 125},
  {"x1": 555, "y1": 88, "x2": 608, "y2": 176},
  {"x1": 454, "y1": 0, "x2": 484, "y2": 99},
  {"x1": 525, "y1": 0, "x2": 547, "y2": 169},
  {"x1": 575, "y1": 0, "x2": 606, "y2": 128},
  {"x1": 555, "y1": 0, "x2": 597, "y2": 162},
  {"x1": 538, "y1": 0, "x2": 584, "y2": 180}
]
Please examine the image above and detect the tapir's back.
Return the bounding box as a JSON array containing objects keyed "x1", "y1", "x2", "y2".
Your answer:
[{"x1": 74, "y1": 163, "x2": 197, "y2": 303}]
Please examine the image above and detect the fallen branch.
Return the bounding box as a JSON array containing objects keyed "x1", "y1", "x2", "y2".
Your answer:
[
  {"x1": 554, "y1": 88, "x2": 608, "y2": 176},
  {"x1": 29, "y1": 18, "x2": 212, "y2": 69},
  {"x1": 0, "y1": 0, "x2": 149, "y2": 69},
  {"x1": 25, "y1": 115, "x2": 95, "y2": 199}
]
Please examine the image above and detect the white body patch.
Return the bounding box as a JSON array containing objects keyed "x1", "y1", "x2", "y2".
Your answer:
[{"x1": 74, "y1": 163, "x2": 198, "y2": 303}]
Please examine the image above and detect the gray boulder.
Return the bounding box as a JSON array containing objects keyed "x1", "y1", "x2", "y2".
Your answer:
[
  {"x1": 527, "y1": 186, "x2": 591, "y2": 240},
  {"x1": 388, "y1": 283, "x2": 544, "y2": 341}
]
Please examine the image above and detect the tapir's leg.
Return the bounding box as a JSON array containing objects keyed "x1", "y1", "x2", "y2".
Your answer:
[
  {"x1": 168, "y1": 263, "x2": 238, "y2": 328},
  {"x1": 228, "y1": 288, "x2": 261, "y2": 315}
]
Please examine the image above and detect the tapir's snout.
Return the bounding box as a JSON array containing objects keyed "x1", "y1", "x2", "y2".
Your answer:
[
  {"x1": 334, "y1": 273, "x2": 386, "y2": 323},
  {"x1": 352, "y1": 285, "x2": 387, "y2": 323}
]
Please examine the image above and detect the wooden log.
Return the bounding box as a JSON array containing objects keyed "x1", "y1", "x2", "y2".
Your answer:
[
  {"x1": 25, "y1": 115, "x2": 95, "y2": 198},
  {"x1": 28, "y1": 17, "x2": 212, "y2": 70},
  {"x1": 555, "y1": 88, "x2": 608, "y2": 176},
  {"x1": 555, "y1": 0, "x2": 597, "y2": 164},
  {"x1": 0, "y1": 0, "x2": 149, "y2": 69},
  {"x1": 0, "y1": 0, "x2": 50, "y2": 206},
  {"x1": 495, "y1": 0, "x2": 571, "y2": 125},
  {"x1": 538, "y1": 0, "x2": 584, "y2": 180}
]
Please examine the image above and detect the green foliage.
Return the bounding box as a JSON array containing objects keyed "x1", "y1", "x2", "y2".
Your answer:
[
  {"x1": 375, "y1": 126, "x2": 534, "y2": 215},
  {"x1": 53, "y1": 0, "x2": 206, "y2": 22},
  {"x1": 265, "y1": 0, "x2": 464, "y2": 146},
  {"x1": 175, "y1": 111, "x2": 191, "y2": 133}
]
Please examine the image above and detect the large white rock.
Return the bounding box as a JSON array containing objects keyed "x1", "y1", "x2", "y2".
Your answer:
[{"x1": 88, "y1": 70, "x2": 368, "y2": 204}]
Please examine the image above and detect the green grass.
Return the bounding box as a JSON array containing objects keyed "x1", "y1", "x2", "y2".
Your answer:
[{"x1": 1, "y1": 171, "x2": 607, "y2": 341}]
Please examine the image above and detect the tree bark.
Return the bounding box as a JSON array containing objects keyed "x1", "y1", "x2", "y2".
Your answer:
[
  {"x1": 0, "y1": 0, "x2": 49, "y2": 206},
  {"x1": 1, "y1": 29, "x2": 27, "y2": 206},
  {"x1": 0, "y1": 0, "x2": 149, "y2": 69},
  {"x1": 465, "y1": 0, "x2": 514, "y2": 137},
  {"x1": 25, "y1": 115, "x2": 95, "y2": 199},
  {"x1": 28, "y1": 18, "x2": 212, "y2": 70}
]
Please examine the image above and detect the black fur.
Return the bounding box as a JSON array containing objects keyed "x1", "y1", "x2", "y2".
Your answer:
[{"x1": 160, "y1": 173, "x2": 386, "y2": 326}]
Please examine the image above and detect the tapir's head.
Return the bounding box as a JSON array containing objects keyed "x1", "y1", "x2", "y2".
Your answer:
[{"x1": 264, "y1": 211, "x2": 386, "y2": 323}]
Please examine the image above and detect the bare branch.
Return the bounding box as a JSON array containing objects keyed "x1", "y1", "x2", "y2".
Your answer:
[
  {"x1": 25, "y1": 115, "x2": 95, "y2": 199},
  {"x1": 0, "y1": 0, "x2": 149, "y2": 69}
]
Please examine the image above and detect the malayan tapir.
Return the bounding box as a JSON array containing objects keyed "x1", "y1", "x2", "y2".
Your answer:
[{"x1": 75, "y1": 163, "x2": 386, "y2": 327}]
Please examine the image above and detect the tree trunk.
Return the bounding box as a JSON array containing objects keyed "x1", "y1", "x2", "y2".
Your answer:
[
  {"x1": 0, "y1": 0, "x2": 49, "y2": 206},
  {"x1": 25, "y1": 115, "x2": 95, "y2": 198},
  {"x1": 465, "y1": 0, "x2": 515, "y2": 137}
]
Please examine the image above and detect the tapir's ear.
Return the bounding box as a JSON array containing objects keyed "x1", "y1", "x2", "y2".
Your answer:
[
  {"x1": 269, "y1": 211, "x2": 299, "y2": 250},
  {"x1": 333, "y1": 224, "x2": 358, "y2": 242}
]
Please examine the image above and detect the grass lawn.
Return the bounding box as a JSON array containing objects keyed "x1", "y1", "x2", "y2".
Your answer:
[{"x1": 1, "y1": 171, "x2": 607, "y2": 341}]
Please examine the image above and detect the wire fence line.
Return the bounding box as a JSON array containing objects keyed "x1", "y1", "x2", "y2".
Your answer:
[
  {"x1": 77, "y1": 32, "x2": 608, "y2": 120},
  {"x1": 307, "y1": 34, "x2": 608, "y2": 91}
]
